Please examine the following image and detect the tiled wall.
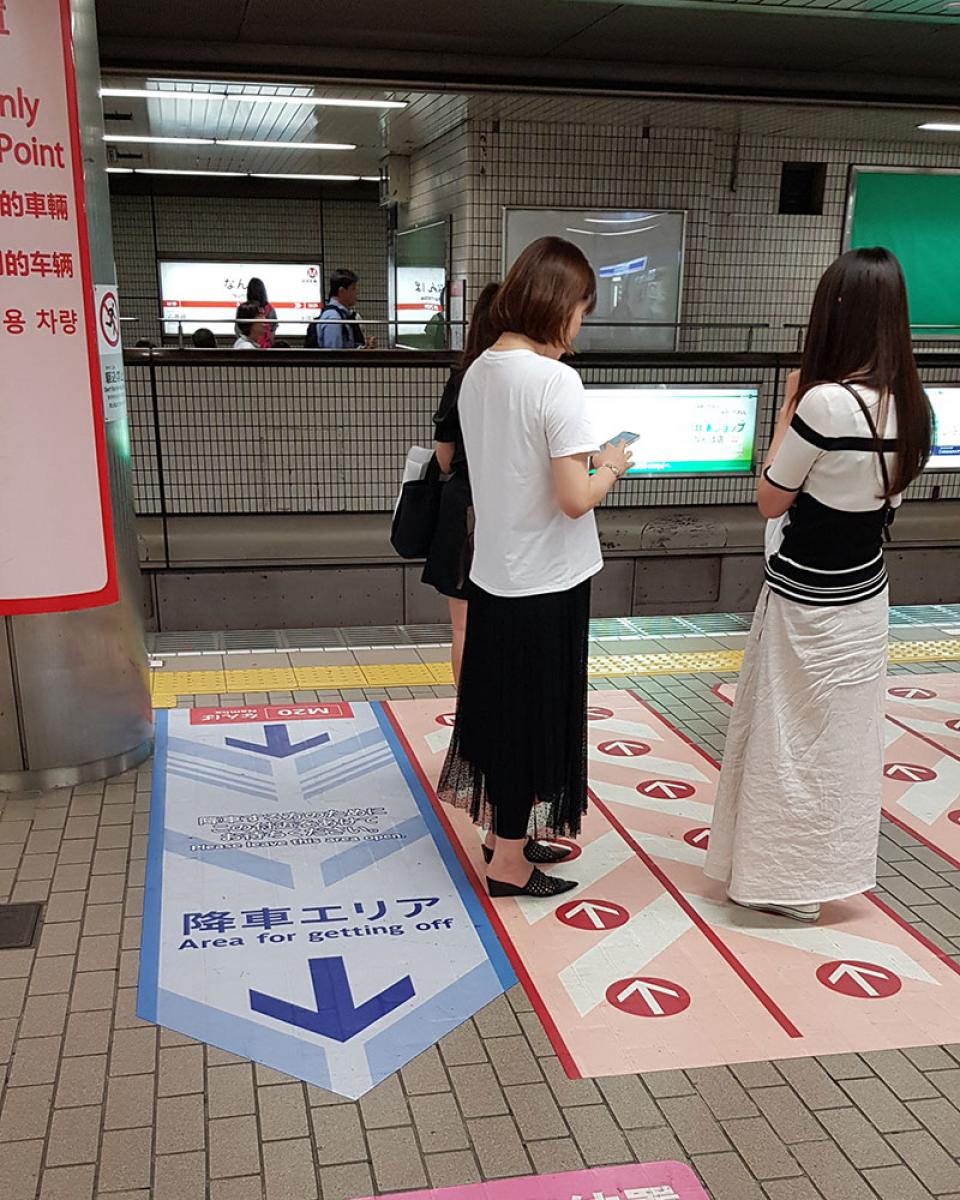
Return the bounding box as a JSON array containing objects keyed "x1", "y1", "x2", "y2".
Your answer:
[
  {"x1": 117, "y1": 115, "x2": 960, "y2": 514},
  {"x1": 405, "y1": 116, "x2": 960, "y2": 352},
  {"x1": 111, "y1": 193, "x2": 389, "y2": 346},
  {"x1": 126, "y1": 359, "x2": 960, "y2": 516}
]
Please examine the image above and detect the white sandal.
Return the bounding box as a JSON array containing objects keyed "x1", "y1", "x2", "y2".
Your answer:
[{"x1": 730, "y1": 897, "x2": 821, "y2": 923}]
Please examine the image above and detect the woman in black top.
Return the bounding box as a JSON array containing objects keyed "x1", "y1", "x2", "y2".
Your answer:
[{"x1": 421, "y1": 283, "x2": 500, "y2": 683}]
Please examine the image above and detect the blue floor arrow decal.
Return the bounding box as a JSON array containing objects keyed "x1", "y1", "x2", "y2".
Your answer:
[
  {"x1": 226, "y1": 724, "x2": 331, "y2": 758},
  {"x1": 139, "y1": 703, "x2": 514, "y2": 1098},
  {"x1": 250, "y1": 956, "x2": 415, "y2": 1042}
]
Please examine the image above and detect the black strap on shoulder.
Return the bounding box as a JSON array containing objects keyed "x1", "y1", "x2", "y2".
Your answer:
[{"x1": 836, "y1": 381, "x2": 894, "y2": 540}]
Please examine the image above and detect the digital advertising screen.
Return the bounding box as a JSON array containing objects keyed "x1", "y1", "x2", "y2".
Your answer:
[
  {"x1": 505, "y1": 208, "x2": 685, "y2": 352},
  {"x1": 159, "y1": 261, "x2": 324, "y2": 337},
  {"x1": 586, "y1": 384, "x2": 759, "y2": 476},
  {"x1": 925, "y1": 386, "x2": 960, "y2": 469}
]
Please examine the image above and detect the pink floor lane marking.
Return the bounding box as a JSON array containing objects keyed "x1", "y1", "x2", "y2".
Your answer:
[
  {"x1": 714, "y1": 675, "x2": 960, "y2": 871},
  {"x1": 389, "y1": 690, "x2": 960, "y2": 1080}
]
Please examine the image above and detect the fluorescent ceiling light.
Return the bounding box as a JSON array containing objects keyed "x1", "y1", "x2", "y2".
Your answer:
[
  {"x1": 100, "y1": 87, "x2": 405, "y2": 109},
  {"x1": 361, "y1": 176, "x2": 380, "y2": 182},
  {"x1": 218, "y1": 139, "x2": 355, "y2": 151},
  {"x1": 251, "y1": 173, "x2": 359, "y2": 181},
  {"x1": 108, "y1": 169, "x2": 370, "y2": 180},
  {"x1": 104, "y1": 134, "x2": 356, "y2": 151},
  {"x1": 103, "y1": 134, "x2": 214, "y2": 145},
  {"x1": 137, "y1": 168, "x2": 247, "y2": 177},
  {"x1": 918, "y1": 122, "x2": 960, "y2": 132}
]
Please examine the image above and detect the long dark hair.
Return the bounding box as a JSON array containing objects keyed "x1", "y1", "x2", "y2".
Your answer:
[
  {"x1": 462, "y1": 282, "x2": 500, "y2": 370},
  {"x1": 797, "y1": 247, "x2": 932, "y2": 497},
  {"x1": 247, "y1": 277, "x2": 268, "y2": 306}
]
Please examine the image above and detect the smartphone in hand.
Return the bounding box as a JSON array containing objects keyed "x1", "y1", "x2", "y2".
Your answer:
[{"x1": 609, "y1": 430, "x2": 640, "y2": 447}]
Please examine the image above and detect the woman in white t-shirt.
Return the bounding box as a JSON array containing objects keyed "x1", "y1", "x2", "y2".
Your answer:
[
  {"x1": 438, "y1": 237, "x2": 632, "y2": 898},
  {"x1": 705, "y1": 248, "x2": 933, "y2": 922}
]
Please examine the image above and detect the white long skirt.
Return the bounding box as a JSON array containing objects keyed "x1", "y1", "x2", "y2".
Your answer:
[{"x1": 704, "y1": 585, "x2": 888, "y2": 906}]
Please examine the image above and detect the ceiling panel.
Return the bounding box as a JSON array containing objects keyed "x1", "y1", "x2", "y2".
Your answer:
[
  {"x1": 94, "y1": 0, "x2": 246, "y2": 40},
  {"x1": 234, "y1": 0, "x2": 620, "y2": 53},
  {"x1": 595, "y1": 0, "x2": 959, "y2": 17}
]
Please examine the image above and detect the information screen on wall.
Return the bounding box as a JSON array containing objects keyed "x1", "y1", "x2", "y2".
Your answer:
[
  {"x1": 160, "y1": 261, "x2": 323, "y2": 336},
  {"x1": 394, "y1": 219, "x2": 448, "y2": 349},
  {"x1": 586, "y1": 385, "x2": 758, "y2": 476},
  {"x1": 847, "y1": 169, "x2": 960, "y2": 336},
  {"x1": 504, "y1": 208, "x2": 685, "y2": 352},
  {"x1": 925, "y1": 386, "x2": 960, "y2": 469}
]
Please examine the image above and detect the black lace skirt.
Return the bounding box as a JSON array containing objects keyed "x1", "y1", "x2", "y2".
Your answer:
[{"x1": 437, "y1": 578, "x2": 591, "y2": 838}]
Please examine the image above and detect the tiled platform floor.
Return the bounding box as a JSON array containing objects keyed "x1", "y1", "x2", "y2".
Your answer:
[{"x1": 3, "y1": 611, "x2": 960, "y2": 1200}]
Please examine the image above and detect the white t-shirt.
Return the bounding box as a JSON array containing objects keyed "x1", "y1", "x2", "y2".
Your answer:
[
  {"x1": 458, "y1": 349, "x2": 602, "y2": 597},
  {"x1": 232, "y1": 336, "x2": 258, "y2": 350}
]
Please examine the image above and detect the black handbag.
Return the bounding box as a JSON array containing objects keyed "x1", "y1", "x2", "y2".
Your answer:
[{"x1": 391, "y1": 455, "x2": 444, "y2": 559}]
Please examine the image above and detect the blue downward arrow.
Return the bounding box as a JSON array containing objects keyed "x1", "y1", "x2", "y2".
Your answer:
[
  {"x1": 225, "y1": 725, "x2": 331, "y2": 758},
  {"x1": 250, "y1": 956, "x2": 415, "y2": 1042}
]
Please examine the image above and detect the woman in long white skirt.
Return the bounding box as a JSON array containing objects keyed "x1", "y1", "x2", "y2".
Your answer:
[{"x1": 705, "y1": 248, "x2": 933, "y2": 922}]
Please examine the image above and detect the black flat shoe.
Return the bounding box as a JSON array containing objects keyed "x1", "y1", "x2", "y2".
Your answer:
[
  {"x1": 482, "y1": 838, "x2": 573, "y2": 866},
  {"x1": 487, "y1": 868, "x2": 578, "y2": 898}
]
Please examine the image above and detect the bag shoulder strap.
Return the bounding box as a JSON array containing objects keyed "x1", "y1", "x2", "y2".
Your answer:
[{"x1": 836, "y1": 381, "x2": 891, "y2": 498}]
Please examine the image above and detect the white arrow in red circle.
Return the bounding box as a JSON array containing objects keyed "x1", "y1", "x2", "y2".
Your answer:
[
  {"x1": 556, "y1": 899, "x2": 629, "y2": 931},
  {"x1": 606, "y1": 976, "x2": 691, "y2": 1017},
  {"x1": 435, "y1": 713, "x2": 456, "y2": 727},
  {"x1": 587, "y1": 706, "x2": 614, "y2": 722},
  {"x1": 537, "y1": 837, "x2": 582, "y2": 862},
  {"x1": 947, "y1": 719, "x2": 960, "y2": 734},
  {"x1": 949, "y1": 811, "x2": 960, "y2": 827},
  {"x1": 636, "y1": 779, "x2": 697, "y2": 801},
  {"x1": 888, "y1": 686, "x2": 937, "y2": 701},
  {"x1": 683, "y1": 827, "x2": 711, "y2": 849},
  {"x1": 883, "y1": 762, "x2": 938, "y2": 783},
  {"x1": 598, "y1": 739, "x2": 651, "y2": 758},
  {"x1": 816, "y1": 959, "x2": 902, "y2": 999}
]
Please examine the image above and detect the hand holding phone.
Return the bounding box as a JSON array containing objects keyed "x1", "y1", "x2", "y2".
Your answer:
[{"x1": 610, "y1": 430, "x2": 640, "y2": 448}]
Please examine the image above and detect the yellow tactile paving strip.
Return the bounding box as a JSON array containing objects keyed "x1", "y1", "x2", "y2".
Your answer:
[{"x1": 149, "y1": 639, "x2": 960, "y2": 708}]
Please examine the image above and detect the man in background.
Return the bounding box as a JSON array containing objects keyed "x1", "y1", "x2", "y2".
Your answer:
[{"x1": 308, "y1": 269, "x2": 375, "y2": 349}]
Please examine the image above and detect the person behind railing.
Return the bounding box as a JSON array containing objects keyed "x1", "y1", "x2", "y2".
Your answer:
[
  {"x1": 437, "y1": 237, "x2": 632, "y2": 898},
  {"x1": 245, "y1": 277, "x2": 278, "y2": 348},
  {"x1": 191, "y1": 328, "x2": 217, "y2": 348},
  {"x1": 232, "y1": 302, "x2": 268, "y2": 350},
  {"x1": 306, "y1": 269, "x2": 376, "y2": 349},
  {"x1": 704, "y1": 247, "x2": 933, "y2": 924},
  {"x1": 421, "y1": 282, "x2": 500, "y2": 685}
]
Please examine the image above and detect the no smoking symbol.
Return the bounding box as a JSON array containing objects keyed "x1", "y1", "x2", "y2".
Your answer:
[
  {"x1": 598, "y1": 740, "x2": 651, "y2": 758},
  {"x1": 884, "y1": 762, "x2": 938, "y2": 783},
  {"x1": 816, "y1": 960, "x2": 901, "y2": 1000}
]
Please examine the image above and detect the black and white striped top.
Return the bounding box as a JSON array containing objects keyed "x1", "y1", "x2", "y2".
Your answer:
[{"x1": 763, "y1": 383, "x2": 900, "y2": 607}]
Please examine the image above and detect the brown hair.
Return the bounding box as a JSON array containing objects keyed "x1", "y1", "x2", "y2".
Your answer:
[
  {"x1": 797, "y1": 247, "x2": 932, "y2": 497},
  {"x1": 491, "y1": 237, "x2": 596, "y2": 352},
  {"x1": 461, "y1": 282, "x2": 500, "y2": 369}
]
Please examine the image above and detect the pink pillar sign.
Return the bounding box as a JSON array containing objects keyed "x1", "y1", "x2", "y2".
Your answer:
[
  {"x1": 0, "y1": 0, "x2": 118, "y2": 615},
  {"x1": 355, "y1": 1164, "x2": 708, "y2": 1200}
]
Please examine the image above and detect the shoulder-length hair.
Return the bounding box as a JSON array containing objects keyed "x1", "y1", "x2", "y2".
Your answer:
[
  {"x1": 462, "y1": 282, "x2": 500, "y2": 369},
  {"x1": 491, "y1": 237, "x2": 596, "y2": 353},
  {"x1": 797, "y1": 247, "x2": 932, "y2": 497}
]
